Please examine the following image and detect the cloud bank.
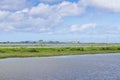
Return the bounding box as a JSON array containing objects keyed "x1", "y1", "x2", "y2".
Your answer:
[
  {"x1": 0, "y1": 0, "x2": 85, "y2": 33},
  {"x1": 0, "y1": 0, "x2": 120, "y2": 33},
  {"x1": 70, "y1": 23, "x2": 96, "y2": 32},
  {"x1": 82, "y1": 0, "x2": 120, "y2": 12}
]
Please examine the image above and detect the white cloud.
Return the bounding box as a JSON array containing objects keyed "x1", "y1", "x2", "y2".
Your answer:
[
  {"x1": 0, "y1": 0, "x2": 30, "y2": 11},
  {"x1": 70, "y1": 23, "x2": 96, "y2": 32},
  {"x1": 56, "y1": 1, "x2": 83, "y2": 17},
  {"x1": 29, "y1": 1, "x2": 83, "y2": 17},
  {"x1": 0, "y1": 10, "x2": 10, "y2": 20},
  {"x1": 8, "y1": 12, "x2": 25, "y2": 21},
  {"x1": 82, "y1": 0, "x2": 120, "y2": 12},
  {"x1": 0, "y1": 22, "x2": 15, "y2": 32},
  {"x1": 0, "y1": 1, "x2": 85, "y2": 33},
  {"x1": 29, "y1": 3, "x2": 52, "y2": 17}
]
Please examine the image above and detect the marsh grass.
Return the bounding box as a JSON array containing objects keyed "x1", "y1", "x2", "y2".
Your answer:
[{"x1": 0, "y1": 46, "x2": 120, "y2": 58}]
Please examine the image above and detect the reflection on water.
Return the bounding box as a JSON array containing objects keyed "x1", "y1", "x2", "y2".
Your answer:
[{"x1": 0, "y1": 53, "x2": 120, "y2": 80}]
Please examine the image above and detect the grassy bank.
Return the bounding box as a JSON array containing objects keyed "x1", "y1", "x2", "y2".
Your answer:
[{"x1": 0, "y1": 46, "x2": 120, "y2": 58}]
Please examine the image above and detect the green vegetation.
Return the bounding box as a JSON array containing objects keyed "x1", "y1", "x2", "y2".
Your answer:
[{"x1": 0, "y1": 46, "x2": 120, "y2": 58}]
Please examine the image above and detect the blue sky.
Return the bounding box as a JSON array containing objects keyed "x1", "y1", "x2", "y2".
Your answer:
[{"x1": 0, "y1": 0, "x2": 120, "y2": 43}]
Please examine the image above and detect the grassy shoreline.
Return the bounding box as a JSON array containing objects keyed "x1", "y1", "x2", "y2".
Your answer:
[{"x1": 0, "y1": 46, "x2": 120, "y2": 58}]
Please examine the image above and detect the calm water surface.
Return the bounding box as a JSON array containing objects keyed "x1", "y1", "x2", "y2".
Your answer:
[{"x1": 0, "y1": 53, "x2": 120, "y2": 80}]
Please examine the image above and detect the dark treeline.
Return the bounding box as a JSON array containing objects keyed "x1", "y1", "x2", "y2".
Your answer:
[
  {"x1": 0, "y1": 40, "x2": 71, "y2": 44},
  {"x1": 0, "y1": 40, "x2": 83, "y2": 44},
  {"x1": 0, "y1": 40, "x2": 119, "y2": 44}
]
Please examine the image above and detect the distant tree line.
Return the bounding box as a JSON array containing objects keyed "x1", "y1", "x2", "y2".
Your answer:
[
  {"x1": 0, "y1": 40, "x2": 63, "y2": 44},
  {"x1": 0, "y1": 40, "x2": 81, "y2": 44}
]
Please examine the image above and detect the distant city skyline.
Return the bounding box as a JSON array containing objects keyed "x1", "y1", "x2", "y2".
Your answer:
[{"x1": 0, "y1": 0, "x2": 120, "y2": 43}]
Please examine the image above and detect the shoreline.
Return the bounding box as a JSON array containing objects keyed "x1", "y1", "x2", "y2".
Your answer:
[{"x1": 0, "y1": 53, "x2": 120, "y2": 60}]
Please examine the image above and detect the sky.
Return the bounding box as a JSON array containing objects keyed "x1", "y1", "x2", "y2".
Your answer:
[{"x1": 0, "y1": 0, "x2": 120, "y2": 43}]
